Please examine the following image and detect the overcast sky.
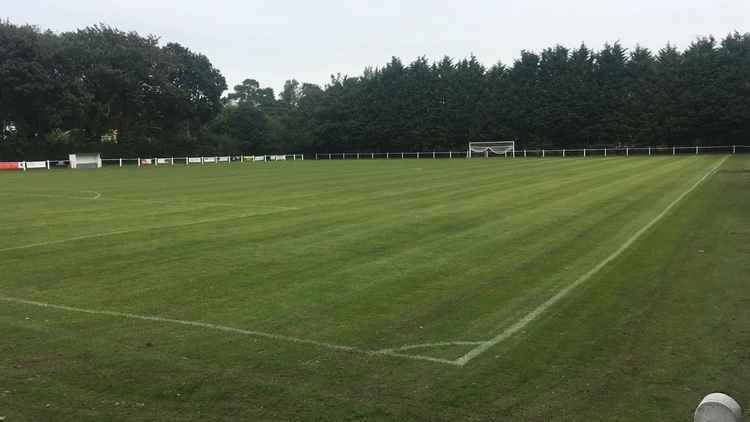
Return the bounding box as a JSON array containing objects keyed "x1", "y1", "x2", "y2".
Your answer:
[{"x1": 6, "y1": 0, "x2": 750, "y2": 94}]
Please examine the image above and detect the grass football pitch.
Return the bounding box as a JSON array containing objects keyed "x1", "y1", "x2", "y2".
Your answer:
[{"x1": 1, "y1": 155, "x2": 749, "y2": 421}]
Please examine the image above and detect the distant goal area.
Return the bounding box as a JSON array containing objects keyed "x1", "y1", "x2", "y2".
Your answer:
[{"x1": 468, "y1": 141, "x2": 516, "y2": 158}]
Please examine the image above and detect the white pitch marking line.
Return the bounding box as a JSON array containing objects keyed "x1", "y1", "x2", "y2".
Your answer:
[
  {"x1": 375, "y1": 341, "x2": 486, "y2": 354},
  {"x1": 0, "y1": 296, "x2": 361, "y2": 352},
  {"x1": 5, "y1": 190, "x2": 295, "y2": 210},
  {"x1": 0, "y1": 208, "x2": 298, "y2": 254},
  {"x1": 456, "y1": 155, "x2": 730, "y2": 366},
  {"x1": 81, "y1": 190, "x2": 102, "y2": 200},
  {"x1": 13, "y1": 191, "x2": 102, "y2": 201},
  {"x1": 0, "y1": 296, "x2": 461, "y2": 366},
  {"x1": 377, "y1": 351, "x2": 462, "y2": 366}
]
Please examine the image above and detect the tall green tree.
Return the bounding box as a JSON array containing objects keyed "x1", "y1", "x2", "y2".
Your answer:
[
  {"x1": 716, "y1": 32, "x2": 750, "y2": 143},
  {"x1": 4, "y1": 20, "x2": 750, "y2": 158},
  {"x1": 593, "y1": 42, "x2": 629, "y2": 145},
  {"x1": 653, "y1": 44, "x2": 688, "y2": 146}
]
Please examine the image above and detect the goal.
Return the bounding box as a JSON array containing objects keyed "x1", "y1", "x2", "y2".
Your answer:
[
  {"x1": 69, "y1": 153, "x2": 102, "y2": 169},
  {"x1": 467, "y1": 141, "x2": 515, "y2": 158}
]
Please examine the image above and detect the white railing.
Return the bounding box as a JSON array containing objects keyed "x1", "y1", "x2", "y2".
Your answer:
[
  {"x1": 2, "y1": 146, "x2": 747, "y2": 170},
  {"x1": 314, "y1": 145, "x2": 750, "y2": 160},
  {"x1": 315, "y1": 151, "x2": 462, "y2": 160},
  {"x1": 0, "y1": 154, "x2": 305, "y2": 171},
  {"x1": 102, "y1": 154, "x2": 304, "y2": 167}
]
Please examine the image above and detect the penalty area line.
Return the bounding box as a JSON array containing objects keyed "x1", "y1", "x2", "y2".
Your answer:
[
  {"x1": 6, "y1": 190, "x2": 103, "y2": 201},
  {"x1": 374, "y1": 341, "x2": 486, "y2": 354},
  {"x1": 455, "y1": 155, "x2": 730, "y2": 366},
  {"x1": 0, "y1": 296, "x2": 461, "y2": 366},
  {"x1": 3, "y1": 190, "x2": 295, "y2": 210},
  {"x1": 0, "y1": 208, "x2": 299, "y2": 254}
]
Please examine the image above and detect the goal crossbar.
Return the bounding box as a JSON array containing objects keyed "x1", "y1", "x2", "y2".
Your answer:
[{"x1": 468, "y1": 141, "x2": 515, "y2": 158}]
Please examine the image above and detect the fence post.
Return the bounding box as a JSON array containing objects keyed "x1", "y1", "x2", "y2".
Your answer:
[
  {"x1": 328, "y1": 153, "x2": 331, "y2": 160},
  {"x1": 138, "y1": 158, "x2": 141, "y2": 167},
  {"x1": 315, "y1": 153, "x2": 318, "y2": 160},
  {"x1": 626, "y1": 147, "x2": 629, "y2": 157},
  {"x1": 46, "y1": 160, "x2": 51, "y2": 170},
  {"x1": 583, "y1": 148, "x2": 586, "y2": 158},
  {"x1": 733, "y1": 145, "x2": 736, "y2": 154},
  {"x1": 696, "y1": 146, "x2": 699, "y2": 155},
  {"x1": 648, "y1": 147, "x2": 651, "y2": 156},
  {"x1": 401, "y1": 152, "x2": 404, "y2": 159},
  {"x1": 119, "y1": 158, "x2": 123, "y2": 167},
  {"x1": 563, "y1": 149, "x2": 566, "y2": 158},
  {"x1": 433, "y1": 151, "x2": 436, "y2": 159},
  {"x1": 604, "y1": 148, "x2": 607, "y2": 157},
  {"x1": 449, "y1": 151, "x2": 452, "y2": 159},
  {"x1": 673, "y1": 146, "x2": 676, "y2": 156},
  {"x1": 171, "y1": 157, "x2": 174, "y2": 165},
  {"x1": 387, "y1": 152, "x2": 389, "y2": 159},
  {"x1": 417, "y1": 152, "x2": 420, "y2": 159},
  {"x1": 371, "y1": 153, "x2": 374, "y2": 159},
  {"x1": 542, "y1": 149, "x2": 545, "y2": 158},
  {"x1": 524, "y1": 149, "x2": 527, "y2": 158}
]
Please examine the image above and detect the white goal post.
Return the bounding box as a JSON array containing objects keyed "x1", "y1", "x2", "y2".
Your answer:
[
  {"x1": 69, "y1": 153, "x2": 102, "y2": 169},
  {"x1": 467, "y1": 141, "x2": 516, "y2": 158}
]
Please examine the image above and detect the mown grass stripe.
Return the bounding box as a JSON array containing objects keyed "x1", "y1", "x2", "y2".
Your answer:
[{"x1": 455, "y1": 155, "x2": 729, "y2": 365}]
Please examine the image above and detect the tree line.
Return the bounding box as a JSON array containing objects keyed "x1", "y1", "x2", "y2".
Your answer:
[
  {"x1": 2, "y1": 21, "x2": 749, "y2": 159},
  {"x1": 0, "y1": 22, "x2": 226, "y2": 160}
]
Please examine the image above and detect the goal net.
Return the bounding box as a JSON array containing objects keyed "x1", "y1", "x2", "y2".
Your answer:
[
  {"x1": 69, "y1": 153, "x2": 102, "y2": 169},
  {"x1": 467, "y1": 141, "x2": 515, "y2": 158}
]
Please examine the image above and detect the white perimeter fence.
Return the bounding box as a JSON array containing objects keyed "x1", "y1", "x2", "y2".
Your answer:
[
  {"x1": 0, "y1": 154, "x2": 304, "y2": 171},
  {"x1": 315, "y1": 145, "x2": 750, "y2": 160},
  {"x1": 3, "y1": 146, "x2": 750, "y2": 171},
  {"x1": 102, "y1": 154, "x2": 304, "y2": 167}
]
